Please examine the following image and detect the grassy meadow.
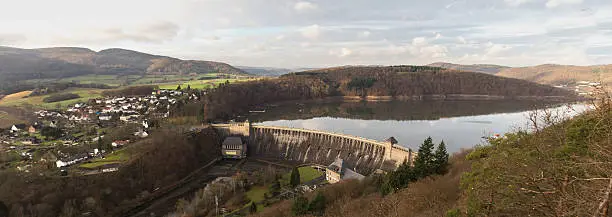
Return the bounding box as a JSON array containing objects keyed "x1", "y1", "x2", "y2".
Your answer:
[{"x1": 0, "y1": 89, "x2": 104, "y2": 109}]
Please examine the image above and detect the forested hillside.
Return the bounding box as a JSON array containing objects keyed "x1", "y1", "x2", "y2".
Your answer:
[
  {"x1": 0, "y1": 46, "x2": 247, "y2": 94},
  {"x1": 203, "y1": 66, "x2": 574, "y2": 121}
]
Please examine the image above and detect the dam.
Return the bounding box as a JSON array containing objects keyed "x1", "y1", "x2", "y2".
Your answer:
[{"x1": 211, "y1": 121, "x2": 416, "y2": 175}]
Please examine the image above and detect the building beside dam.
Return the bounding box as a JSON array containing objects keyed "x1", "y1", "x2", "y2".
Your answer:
[{"x1": 211, "y1": 120, "x2": 416, "y2": 175}]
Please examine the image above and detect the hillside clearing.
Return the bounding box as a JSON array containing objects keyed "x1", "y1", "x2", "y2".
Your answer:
[
  {"x1": 0, "y1": 88, "x2": 103, "y2": 109},
  {"x1": 0, "y1": 91, "x2": 32, "y2": 104}
]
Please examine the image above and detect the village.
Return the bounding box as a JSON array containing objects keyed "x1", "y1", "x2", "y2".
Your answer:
[
  {"x1": 554, "y1": 80, "x2": 602, "y2": 96},
  {"x1": 0, "y1": 89, "x2": 200, "y2": 176}
]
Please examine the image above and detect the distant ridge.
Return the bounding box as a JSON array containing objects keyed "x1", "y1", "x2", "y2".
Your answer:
[
  {"x1": 0, "y1": 46, "x2": 248, "y2": 83},
  {"x1": 238, "y1": 66, "x2": 318, "y2": 77},
  {"x1": 426, "y1": 62, "x2": 510, "y2": 74},
  {"x1": 428, "y1": 62, "x2": 612, "y2": 87}
]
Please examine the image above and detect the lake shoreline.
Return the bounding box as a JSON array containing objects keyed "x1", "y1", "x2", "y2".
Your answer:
[{"x1": 269, "y1": 94, "x2": 578, "y2": 106}]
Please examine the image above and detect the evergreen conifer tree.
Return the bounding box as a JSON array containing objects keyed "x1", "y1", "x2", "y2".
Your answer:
[
  {"x1": 290, "y1": 167, "x2": 301, "y2": 188},
  {"x1": 434, "y1": 141, "x2": 450, "y2": 175},
  {"x1": 413, "y1": 137, "x2": 436, "y2": 178}
]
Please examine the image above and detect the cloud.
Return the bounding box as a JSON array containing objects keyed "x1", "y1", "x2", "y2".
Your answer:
[
  {"x1": 546, "y1": 0, "x2": 584, "y2": 8},
  {"x1": 294, "y1": 1, "x2": 318, "y2": 11},
  {"x1": 434, "y1": 32, "x2": 442, "y2": 40},
  {"x1": 504, "y1": 0, "x2": 535, "y2": 6},
  {"x1": 412, "y1": 37, "x2": 427, "y2": 46},
  {"x1": 457, "y1": 36, "x2": 467, "y2": 44},
  {"x1": 0, "y1": 33, "x2": 26, "y2": 45},
  {"x1": 2, "y1": 0, "x2": 612, "y2": 67},
  {"x1": 359, "y1": 31, "x2": 371, "y2": 38},
  {"x1": 300, "y1": 24, "x2": 321, "y2": 39},
  {"x1": 101, "y1": 22, "x2": 180, "y2": 43},
  {"x1": 420, "y1": 44, "x2": 449, "y2": 58},
  {"x1": 330, "y1": 47, "x2": 353, "y2": 57},
  {"x1": 485, "y1": 43, "x2": 513, "y2": 56}
]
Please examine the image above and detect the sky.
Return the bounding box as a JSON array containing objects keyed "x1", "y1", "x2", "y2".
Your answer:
[{"x1": 1, "y1": 0, "x2": 612, "y2": 68}]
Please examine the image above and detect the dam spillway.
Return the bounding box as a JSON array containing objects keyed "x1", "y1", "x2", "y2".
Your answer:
[{"x1": 212, "y1": 121, "x2": 415, "y2": 175}]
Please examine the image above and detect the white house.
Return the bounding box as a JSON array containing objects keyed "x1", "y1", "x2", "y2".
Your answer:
[
  {"x1": 56, "y1": 160, "x2": 68, "y2": 168},
  {"x1": 134, "y1": 130, "x2": 149, "y2": 138},
  {"x1": 99, "y1": 116, "x2": 112, "y2": 121}
]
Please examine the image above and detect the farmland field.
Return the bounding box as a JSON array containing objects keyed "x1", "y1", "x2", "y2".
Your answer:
[
  {"x1": 58, "y1": 75, "x2": 124, "y2": 86},
  {"x1": 157, "y1": 78, "x2": 257, "y2": 90},
  {"x1": 0, "y1": 88, "x2": 104, "y2": 109}
]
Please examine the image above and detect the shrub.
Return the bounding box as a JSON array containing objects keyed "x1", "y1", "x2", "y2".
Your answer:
[{"x1": 291, "y1": 196, "x2": 309, "y2": 216}]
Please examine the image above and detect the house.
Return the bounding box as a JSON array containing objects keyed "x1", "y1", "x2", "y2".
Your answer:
[
  {"x1": 134, "y1": 130, "x2": 149, "y2": 138},
  {"x1": 111, "y1": 140, "x2": 129, "y2": 147},
  {"x1": 55, "y1": 153, "x2": 90, "y2": 168},
  {"x1": 28, "y1": 126, "x2": 37, "y2": 133},
  {"x1": 10, "y1": 124, "x2": 26, "y2": 133},
  {"x1": 99, "y1": 116, "x2": 112, "y2": 121},
  {"x1": 325, "y1": 158, "x2": 365, "y2": 184}
]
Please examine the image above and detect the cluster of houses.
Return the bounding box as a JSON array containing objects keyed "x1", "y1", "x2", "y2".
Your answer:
[
  {"x1": 554, "y1": 81, "x2": 602, "y2": 96},
  {"x1": 1, "y1": 89, "x2": 200, "y2": 175}
]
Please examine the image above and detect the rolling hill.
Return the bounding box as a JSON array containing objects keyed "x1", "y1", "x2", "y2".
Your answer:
[
  {"x1": 495, "y1": 64, "x2": 612, "y2": 86},
  {"x1": 237, "y1": 66, "x2": 318, "y2": 77},
  {"x1": 0, "y1": 46, "x2": 248, "y2": 82},
  {"x1": 428, "y1": 62, "x2": 612, "y2": 87}
]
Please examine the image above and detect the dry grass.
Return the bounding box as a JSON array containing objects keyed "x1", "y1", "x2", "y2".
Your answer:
[
  {"x1": 497, "y1": 64, "x2": 612, "y2": 87},
  {"x1": 250, "y1": 151, "x2": 472, "y2": 217},
  {"x1": 0, "y1": 91, "x2": 32, "y2": 104}
]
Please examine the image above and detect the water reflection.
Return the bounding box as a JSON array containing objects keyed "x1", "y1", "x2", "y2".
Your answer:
[{"x1": 253, "y1": 101, "x2": 589, "y2": 153}]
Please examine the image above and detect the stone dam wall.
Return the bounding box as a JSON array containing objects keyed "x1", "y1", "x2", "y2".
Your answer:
[{"x1": 212, "y1": 122, "x2": 415, "y2": 175}]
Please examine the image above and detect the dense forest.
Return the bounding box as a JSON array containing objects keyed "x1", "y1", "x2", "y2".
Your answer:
[
  {"x1": 203, "y1": 66, "x2": 573, "y2": 121},
  {"x1": 0, "y1": 128, "x2": 221, "y2": 217}
]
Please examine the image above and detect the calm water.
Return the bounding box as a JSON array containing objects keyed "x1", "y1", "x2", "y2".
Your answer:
[{"x1": 250, "y1": 100, "x2": 589, "y2": 153}]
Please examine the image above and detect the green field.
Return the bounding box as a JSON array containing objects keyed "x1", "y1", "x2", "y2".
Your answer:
[
  {"x1": 0, "y1": 88, "x2": 104, "y2": 109},
  {"x1": 246, "y1": 186, "x2": 268, "y2": 203},
  {"x1": 79, "y1": 150, "x2": 129, "y2": 169},
  {"x1": 157, "y1": 78, "x2": 256, "y2": 90},
  {"x1": 245, "y1": 186, "x2": 268, "y2": 212},
  {"x1": 59, "y1": 75, "x2": 124, "y2": 86},
  {"x1": 280, "y1": 166, "x2": 324, "y2": 186}
]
